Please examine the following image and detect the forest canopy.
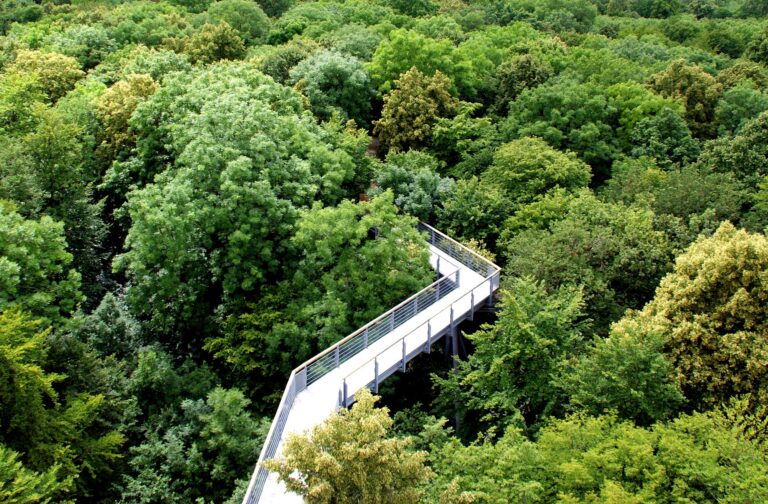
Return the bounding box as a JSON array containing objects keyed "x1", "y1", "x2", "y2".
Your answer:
[{"x1": 1, "y1": 0, "x2": 767, "y2": 502}]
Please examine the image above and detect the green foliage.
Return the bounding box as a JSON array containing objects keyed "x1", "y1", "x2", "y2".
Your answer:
[
  {"x1": 0, "y1": 206, "x2": 82, "y2": 325},
  {"x1": 0, "y1": 444, "x2": 63, "y2": 503},
  {"x1": 435, "y1": 278, "x2": 586, "y2": 433},
  {"x1": 183, "y1": 22, "x2": 245, "y2": 64},
  {"x1": 603, "y1": 159, "x2": 744, "y2": 227},
  {"x1": 503, "y1": 79, "x2": 621, "y2": 176},
  {"x1": 205, "y1": 0, "x2": 269, "y2": 44},
  {"x1": 170, "y1": 0, "x2": 212, "y2": 14},
  {"x1": 289, "y1": 192, "x2": 433, "y2": 343},
  {"x1": 369, "y1": 151, "x2": 455, "y2": 220},
  {"x1": 482, "y1": 0, "x2": 597, "y2": 32},
  {"x1": 3, "y1": 1, "x2": 768, "y2": 500},
  {"x1": 431, "y1": 108, "x2": 501, "y2": 178},
  {"x1": 436, "y1": 176, "x2": 508, "y2": 243},
  {"x1": 115, "y1": 63, "x2": 357, "y2": 337},
  {"x1": 0, "y1": 0, "x2": 42, "y2": 35},
  {"x1": 290, "y1": 49, "x2": 373, "y2": 126},
  {"x1": 44, "y1": 25, "x2": 117, "y2": 69},
  {"x1": 493, "y1": 53, "x2": 553, "y2": 115},
  {"x1": 119, "y1": 46, "x2": 192, "y2": 82},
  {"x1": 257, "y1": 0, "x2": 294, "y2": 18},
  {"x1": 647, "y1": 59, "x2": 724, "y2": 138},
  {"x1": 0, "y1": 105, "x2": 106, "y2": 303},
  {"x1": 375, "y1": 67, "x2": 460, "y2": 152},
  {"x1": 695, "y1": 110, "x2": 768, "y2": 187},
  {"x1": 264, "y1": 388, "x2": 432, "y2": 504},
  {"x1": 95, "y1": 73, "x2": 158, "y2": 165},
  {"x1": 630, "y1": 107, "x2": 700, "y2": 167},
  {"x1": 741, "y1": 0, "x2": 768, "y2": 17},
  {"x1": 320, "y1": 23, "x2": 382, "y2": 61},
  {"x1": 746, "y1": 25, "x2": 768, "y2": 64},
  {"x1": 703, "y1": 23, "x2": 746, "y2": 58},
  {"x1": 121, "y1": 387, "x2": 266, "y2": 503},
  {"x1": 482, "y1": 137, "x2": 592, "y2": 205},
  {"x1": 717, "y1": 59, "x2": 768, "y2": 89},
  {"x1": 0, "y1": 308, "x2": 59, "y2": 459},
  {"x1": 6, "y1": 50, "x2": 84, "y2": 102},
  {"x1": 0, "y1": 72, "x2": 45, "y2": 135},
  {"x1": 205, "y1": 193, "x2": 432, "y2": 405},
  {"x1": 385, "y1": 0, "x2": 438, "y2": 17},
  {"x1": 745, "y1": 175, "x2": 768, "y2": 230},
  {"x1": 99, "y1": 1, "x2": 191, "y2": 49},
  {"x1": 366, "y1": 28, "x2": 476, "y2": 97},
  {"x1": 501, "y1": 191, "x2": 673, "y2": 334},
  {"x1": 69, "y1": 292, "x2": 142, "y2": 360},
  {"x1": 253, "y1": 38, "x2": 319, "y2": 84},
  {"x1": 561, "y1": 319, "x2": 684, "y2": 425},
  {"x1": 631, "y1": 222, "x2": 768, "y2": 409},
  {"x1": 0, "y1": 308, "x2": 124, "y2": 498},
  {"x1": 606, "y1": 82, "x2": 684, "y2": 150},
  {"x1": 429, "y1": 409, "x2": 768, "y2": 503},
  {"x1": 715, "y1": 80, "x2": 768, "y2": 136}
]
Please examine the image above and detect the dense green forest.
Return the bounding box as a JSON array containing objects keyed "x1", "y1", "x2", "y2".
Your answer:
[{"x1": 1, "y1": 0, "x2": 768, "y2": 501}]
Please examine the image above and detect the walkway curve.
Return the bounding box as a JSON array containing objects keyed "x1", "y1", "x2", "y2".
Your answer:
[{"x1": 242, "y1": 223, "x2": 501, "y2": 503}]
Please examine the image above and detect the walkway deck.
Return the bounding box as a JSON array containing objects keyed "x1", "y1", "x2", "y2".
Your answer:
[{"x1": 243, "y1": 223, "x2": 501, "y2": 504}]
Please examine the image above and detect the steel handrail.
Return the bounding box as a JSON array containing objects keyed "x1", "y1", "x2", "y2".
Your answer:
[
  {"x1": 341, "y1": 268, "x2": 499, "y2": 389},
  {"x1": 294, "y1": 253, "x2": 462, "y2": 380}
]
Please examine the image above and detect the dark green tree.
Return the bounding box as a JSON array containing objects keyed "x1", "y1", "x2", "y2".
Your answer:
[
  {"x1": 647, "y1": 59, "x2": 723, "y2": 138},
  {"x1": 434, "y1": 278, "x2": 586, "y2": 433},
  {"x1": 290, "y1": 49, "x2": 373, "y2": 127},
  {"x1": 205, "y1": 0, "x2": 269, "y2": 44}
]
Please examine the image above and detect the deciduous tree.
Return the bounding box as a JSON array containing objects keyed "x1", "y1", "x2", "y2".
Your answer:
[
  {"x1": 374, "y1": 67, "x2": 460, "y2": 152},
  {"x1": 265, "y1": 388, "x2": 432, "y2": 504}
]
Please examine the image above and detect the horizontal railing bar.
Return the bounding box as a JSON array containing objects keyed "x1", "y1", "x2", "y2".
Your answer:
[
  {"x1": 342, "y1": 273, "x2": 498, "y2": 381},
  {"x1": 298, "y1": 257, "x2": 462, "y2": 375}
]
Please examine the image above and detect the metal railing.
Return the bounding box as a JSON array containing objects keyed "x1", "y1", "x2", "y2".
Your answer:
[
  {"x1": 418, "y1": 222, "x2": 498, "y2": 278},
  {"x1": 243, "y1": 222, "x2": 500, "y2": 504}
]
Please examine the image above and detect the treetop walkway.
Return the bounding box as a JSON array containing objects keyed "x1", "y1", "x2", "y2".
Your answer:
[{"x1": 243, "y1": 222, "x2": 501, "y2": 504}]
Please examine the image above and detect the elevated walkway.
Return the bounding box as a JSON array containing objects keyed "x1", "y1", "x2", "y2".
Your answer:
[{"x1": 243, "y1": 223, "x2": 501, "y2": 503}]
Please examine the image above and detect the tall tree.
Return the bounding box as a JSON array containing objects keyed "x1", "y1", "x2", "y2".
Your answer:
[
  {"x1": 0, "y1": 205, "x2": 82, "y2": 325},
  {"x1": 627, "y1": 222, "x2": 768, "y2": 409},
  {"x1": 647, "y1": 59, "x2": 723, "y2": 138},
  {"x1": 264, "y1": 388, "x2": 432, "y2": 504},
  {"x1": 434, "y1": 278, "x2": 586, "y2": 433},
  {"x1": 374, "y1": 67, "x2": 460, "y2": 152}
]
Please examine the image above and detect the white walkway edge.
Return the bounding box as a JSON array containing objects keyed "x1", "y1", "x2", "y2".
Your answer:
[{"x1": 243, "y1": 223, "x2": 501, "y2": 504}]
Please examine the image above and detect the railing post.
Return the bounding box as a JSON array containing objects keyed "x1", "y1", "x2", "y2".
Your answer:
[
  {"x1": 487, "y1": 275, "x2": 494, "y2": 307},
  {"x1": 402, "y1": 339, "x2": 407, "y2": 373},
  {"x1": 426, "y1": 321, "x2": 432, "y2": 353},
  {"x1": 390, "y1": 311, "x2": 395, "y2": 332},
  {"x1": 334, "y1": 346, "x2": 340, "y2": 368},
  {"x1": 343, "y1": 379, "x2": 348, "y2": 408},
  {"x1": 436, "y1": 280, "x2": 441, "y2": 299},
  {"x1": 436, "y1": 256, "x2": 441, "y2": 276},
  {"x1": 470, "y1": 292, "x2": 474, "y2": 322},
  {"x1": 374, "y1": 358, "x2": 379, "y2": 393},
  {"x1": 296, "y1": 367, "x2": 307, "y2": 392},
  {"x1": 364, "y1": 327, "x2": 369, "y2": 348},
  {"x1": 414, "y1": 296, "x2": 418, "y2": 314},
  {"x1": 456, "y1": 269, "x2": 460, "y2": 287}
]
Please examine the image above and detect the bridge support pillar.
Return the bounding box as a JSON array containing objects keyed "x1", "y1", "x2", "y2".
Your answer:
[
  {"x1": 450, "y1": 308, "x2": 461, "y2": 431},
  {"x1": 374, "y1": 358, "x2": 379, "y2": 394}
]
